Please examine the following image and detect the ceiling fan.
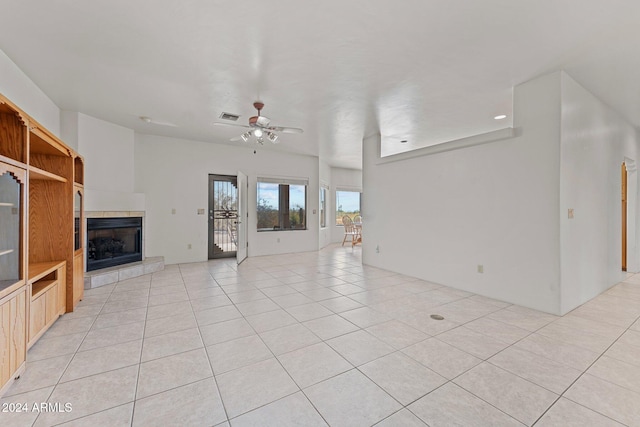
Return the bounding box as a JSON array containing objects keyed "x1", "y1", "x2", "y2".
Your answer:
[{"x1": 214, "y1": 101, "x2": 303, "y2": 144}]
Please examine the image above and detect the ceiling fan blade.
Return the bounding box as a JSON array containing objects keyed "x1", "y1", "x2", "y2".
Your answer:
[
  {"x1": 268, "y1": 126, "x2": 304, "y2": 134},
  {"x1": 230, "y1": 135, "x2": 244, "y2": 142},
  {"x1": 213, "y1": 122, "x2": 251, "y2": 129}
]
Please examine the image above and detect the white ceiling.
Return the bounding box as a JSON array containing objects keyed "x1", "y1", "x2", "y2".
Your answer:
[{"x1": 1, "y1": 1, "x2": 639, "y2": 169}]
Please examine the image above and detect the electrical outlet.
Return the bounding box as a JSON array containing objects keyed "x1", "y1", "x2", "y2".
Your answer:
[
  {"x1": 171, "y1": 208, "x2": 176, "y2": 215},
  {"x1": 277, "y1": 238, "x2": 280, "y2": 243},
  {"x1": 197, "y1": 208, "x2": 205, "y2": 215},
  {"x1": 568, "y1": 208, "x2": 574, "y2": 219},
  {"x1": 477, "y1": 265, "x2": 484, "y2": 273},
  {"x1": 188, "y1": 244, "x2": 192, "y2": 249},
  {"x1": 376, "y1": 245, "x2": 380, "y2": 253}
]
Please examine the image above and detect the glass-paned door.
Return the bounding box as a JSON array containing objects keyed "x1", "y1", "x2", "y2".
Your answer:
[
  {"x1": 208, "y1": 175, "x2": 238, "y2": 259},
  {"x1": 0, "y1": 168, "x2": 25, "y2": 290}
]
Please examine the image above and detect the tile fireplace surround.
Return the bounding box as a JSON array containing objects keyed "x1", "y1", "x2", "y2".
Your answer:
[{"x1": 84, "y1": 211, "x2": 164, "y2": 289}]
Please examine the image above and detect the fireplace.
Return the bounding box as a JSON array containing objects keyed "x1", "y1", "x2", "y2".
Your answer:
[{"x1": 87, "y1": 217, "x2": 142, "y2": 271}]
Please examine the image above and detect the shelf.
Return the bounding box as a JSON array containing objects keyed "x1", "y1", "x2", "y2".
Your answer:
[
  {"x1": 29, "y1": 127, "x2": 70, "y2": 157},
  {"x1": 29, "y1": 166, "x2": 67, "y2": 183},
  {"x1": 0, "y1": 249, "x2": 14, "y2": 257},
  {"x1": 31, "y1": 280, "x2": 57, "y2": 299},
  {"x1": 28, "y1": 261, "x2": 66, "y2": 283}
]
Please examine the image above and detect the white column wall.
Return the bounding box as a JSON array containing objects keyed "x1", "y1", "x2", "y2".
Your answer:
[
  {"x1": 319, "y1": 159, "x2": 332, "y2": 249},
  {"x1": 559, "y1": 72, "x2": 639, "y2": 313},
  {"x1": 74, "y1": 113, "x2": 145, "y2": 212},
  {"x1": 362, "y1": 72, "x2": 563, "y2": 314},
  {"x1": 135, "y1": 134, "x2": 320, "y2": 264}
]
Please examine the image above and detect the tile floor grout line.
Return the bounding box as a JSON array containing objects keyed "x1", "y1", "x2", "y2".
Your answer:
[
  {"x1": 11, "y1": 248, "x2": 640, "y2": 426},
  {"x1": 529, "y1": 312, "x2": 640, "y2": 426},
  {"x1": 232, "y1": 259, "x2": 384, "y2": 424},
  {"x1": 388, "y1": 304, "x2": 564, "y2": 426},
  {"x1": 184, "y1": 264, "x2": 233, "y2": 426},
  {"x1": 217, "y1": 276, "x2": 332, "y2": 425},
  {"x1": 31, "y1": 280, "x2": 119, "y2": 425},
  {"x1": 128, "y1": 273, "x2": 154, "y2": 426}
]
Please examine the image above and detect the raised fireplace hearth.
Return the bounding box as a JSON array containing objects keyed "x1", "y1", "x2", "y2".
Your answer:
[{"x1": 87, "y1": 217, "x2": 142, "y2": 271}]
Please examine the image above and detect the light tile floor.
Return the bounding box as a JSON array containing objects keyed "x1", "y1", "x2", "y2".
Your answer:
[{"x1": 3, "y1": 245, "x2": 640, "y2": 426}]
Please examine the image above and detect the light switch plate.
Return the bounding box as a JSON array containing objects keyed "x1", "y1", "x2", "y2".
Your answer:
[{"x1": 568, "y1": 208, "x2": 574, "y2": 219}]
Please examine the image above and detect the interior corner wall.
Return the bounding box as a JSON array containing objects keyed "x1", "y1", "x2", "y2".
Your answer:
[
  {"x1": 559, "y1": 72, "x2": 638, "y2": 314},
  {"x1": 134, "y1": 134, "x2": 320, "y2": 264},
  {"x1": 362, "y1": 72, "x2": 563, "y2": 314},
  {"x1": 330, "y1": 167, "x2": 363, "y2": 243},
  {"x1": 60, "y1": 111, "x2": 79, "y2": 151},
  {"x1": 0, "y1": 49, "x2": 61, "y2": 136},
  {"x1": 75, "y1": 113, "x2": 144, "y2": 212}
]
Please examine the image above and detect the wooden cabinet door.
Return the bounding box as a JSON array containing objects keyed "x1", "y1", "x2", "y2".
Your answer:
[
  {"x1": 57, "y1": 267, "x2": 66, "y2": 315},
  {"x1": 0, "y1": 295, "x2": 11, "y2": 388},
  {"x1": 1, "y1": 289, "x2": 26, "y2": 391},
  {"x1": 45, "y1": 286, "x2": 57, "y2": 325},
  {"x1": 11, "y1": 290, "x2": 26, "y2": 374},
  {"x1": 73, "y1": 252, "x2": 83, "y2": 310},
  {"x1": 30, "y1": 294, "x2": 46, "y2": 342}
]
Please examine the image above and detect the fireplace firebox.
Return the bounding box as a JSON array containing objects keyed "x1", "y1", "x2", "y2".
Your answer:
[{"x1": 87, "y1": 217, "x2": 142, "y2": 271}]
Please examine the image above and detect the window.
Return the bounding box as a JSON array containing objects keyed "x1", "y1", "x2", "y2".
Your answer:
[
  {"x1": 257, "y1": 178, "x2": 307, "y2": 231},
  {"x1": 320, "y1": 187, "x2": 327, "y2": 228},
  {"x1": 336, "y1": 190, "x2": 361, "y2": 226}
]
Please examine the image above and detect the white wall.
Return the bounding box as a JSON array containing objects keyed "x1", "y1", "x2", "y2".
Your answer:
[
  {"x1": 330, "y1": 167, "x2": 363, "y2": 243},
  {"x1": 559, "y1": 72, "x2": 639, "y2": 313},
  {"x1": 362, "y1": 72, "x2": 563, "y2": 314},
  {"x1": 135, "y1": 134, "x2": 320, "y2": 264},
  {"x1": 319, "y1": 160, "x2": 332, "y2": 249},
  {"x1": 60, "y1": 110, "x2": 79, "y2": 151},
  {"x1": 72, "y1": 113, "x2": 145, "y2": 212},
  {"x1": 0, "y1": 49, "x2": 60, "y2": 136}
]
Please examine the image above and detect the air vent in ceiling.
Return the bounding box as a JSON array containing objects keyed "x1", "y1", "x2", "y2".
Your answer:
[{"x1": 220, "y1": 112, "x2": 240, "y2": 121}]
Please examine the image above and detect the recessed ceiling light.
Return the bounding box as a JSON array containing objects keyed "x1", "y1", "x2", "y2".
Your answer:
[
  {"x1": 400, "y1": 140, "x2": 408, "y2": 143},
  {"x1": 494, "y1": 114, "x2": 507, "y2": 120}
]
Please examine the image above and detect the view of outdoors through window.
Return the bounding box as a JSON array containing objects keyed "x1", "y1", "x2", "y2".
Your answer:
[
  {"x1": 336, "y1": 190, "x2": 361, "y2": 225},
  {"x1": 257, "y1": 182, "x2": 306, "y2": 231}
]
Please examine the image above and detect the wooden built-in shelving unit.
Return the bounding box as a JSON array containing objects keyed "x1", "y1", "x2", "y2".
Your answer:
[{"x1": 0, "y1": 93, "x2": 84, "y2": 396}]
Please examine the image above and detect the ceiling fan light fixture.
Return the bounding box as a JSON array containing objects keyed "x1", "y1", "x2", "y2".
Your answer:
[
  {"x1": 257, "y1": 136, "x2": 264, "y2": 145},
  {"x1": 241, "y1": 131, "x2": 251, "y2": 142},
  {"x1": 267, "y1": 132, "x2": 278, "y2": 143},
  {"x1": 254, "y1": 128, "x2": 263, "y2": 137}
]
